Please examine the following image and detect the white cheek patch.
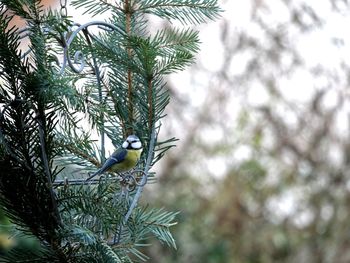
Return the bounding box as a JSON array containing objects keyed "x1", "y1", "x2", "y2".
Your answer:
[
  {"x1": 131, "y1": 141, "x2": 142, "y2": 149},
  {"x1": 122, "y1": 141, "x2": 129, "y2": 148}
]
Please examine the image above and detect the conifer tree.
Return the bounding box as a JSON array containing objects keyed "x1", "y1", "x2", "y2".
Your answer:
[{"x1": 0, "y1": 0, "x2": 220, "y2": 261}]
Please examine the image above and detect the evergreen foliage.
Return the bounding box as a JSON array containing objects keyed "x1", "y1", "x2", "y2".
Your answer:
[{"x1": 0, "y1": 0, "x2": 220, "y2": 261}]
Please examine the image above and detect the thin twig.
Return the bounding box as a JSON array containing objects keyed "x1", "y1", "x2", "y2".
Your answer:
[
  {"x1": 147, "y1": 78, "x2": 153, "y2": 129},
  {"x1": 63, "y1": 144, "x2": 100, "y2": 167},
  {"x1": 135, "y1": 2, "x2": 215, "y2": 12},
  {"x1": 110, "y1": 130, "x2": 156, "y2": 245},
  {"x1": 99, "y1": 0, "x2": 124, "y2": 12},
  {"x1": 83, "y1": 28, "x2": 106, "y2": 162},
  {"x1": 125, "y1": 0, "x2": 134, "y2": 135},
  {"x1": 53, "y1": 176, "x2": 121, "y2": 187},
  {"x1": 124, "y1": 128, "x2": 156, "y2": 223},
  {"x1": 100, "y1": 76, "x2": 127, "y2": 136},
  {"x1": 36, "y1": 110, "x2": 63, "y2": 227}
]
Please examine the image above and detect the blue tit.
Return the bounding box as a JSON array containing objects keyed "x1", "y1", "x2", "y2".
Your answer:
[{"x1": 86, "y1": 135, "x2": 142, "y2": 181}]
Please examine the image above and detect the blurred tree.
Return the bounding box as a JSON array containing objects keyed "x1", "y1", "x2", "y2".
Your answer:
[{"x1": 143, "y1": 0, "x2": 350, "y2": 262}]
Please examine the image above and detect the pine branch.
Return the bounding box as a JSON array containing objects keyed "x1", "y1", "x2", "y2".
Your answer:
[
  {"x1": 144, "y1": 209, "x2": 178, "y2": 249},
  {"x1": 71, "y1": 0, "x2": 122, "y2": 16},
  {"x1": 154, "y1": 28, "x2": 200, "y2": 54},
  {"x1": 101, "y1": 77, "x2": 127, "y2": 136},
  {"x1": 0, "y1": 0, "x2": 222, "y2": 261},
  {"x1": 63, "y1": 143, "x2": 100, "y2": 168},
  {"x1": 0, "y1": 4, "x2": 72, "y2": 262},
  {"x1": 125, "y1": 0, "x2": 135, "y2": 136},
  {"x1": 136, "y1": 0, "x2": 222, "y2": 24}
]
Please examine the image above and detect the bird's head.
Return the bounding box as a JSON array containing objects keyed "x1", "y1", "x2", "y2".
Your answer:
[{"x1": 122, "y1": 135, "x2": 142, "y2": 150}]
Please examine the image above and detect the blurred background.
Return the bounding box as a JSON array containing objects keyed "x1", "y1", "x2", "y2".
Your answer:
[
  {"x1": 146, "y1": 0, "x2": 350, "y2": 262},
  {"x1": 3, "y1": 0, "x2": 350, "y2": 262}
]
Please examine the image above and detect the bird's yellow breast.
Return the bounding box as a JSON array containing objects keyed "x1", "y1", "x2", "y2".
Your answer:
[{"x1": 109, "y1": 149, "x2": 142, "y2": 173}]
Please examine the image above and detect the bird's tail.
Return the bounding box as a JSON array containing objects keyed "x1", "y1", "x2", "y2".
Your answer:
[{"x1": 85, "y1": 169, "x2": 101, "y2": 182}]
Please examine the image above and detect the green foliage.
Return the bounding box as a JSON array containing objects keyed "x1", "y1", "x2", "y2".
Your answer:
[
  {"x1": 0, "y1": 0, "x2": 220, "y2": 261},
  {"x1": 135, "y1": 0, "x2": 221, "y2": 25},
  {"x1": 0, "y1": 1, "x2": 73, "y2": 261},
  {"x1": 138, "y1": 208, "x2": 179, "y2": 249}
]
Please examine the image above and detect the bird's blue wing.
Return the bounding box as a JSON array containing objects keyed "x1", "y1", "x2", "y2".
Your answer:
[
  {"x1": 98, "y1": 148, "x2": 128, "y2": 174},
  {"x1": 86, "y1": 148, "x2": 127, "y2": 181}
]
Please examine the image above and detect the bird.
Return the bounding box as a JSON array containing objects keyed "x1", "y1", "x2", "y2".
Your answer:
[{"x1": 86, "y1": 134, "x2": 143, "y2": 181}]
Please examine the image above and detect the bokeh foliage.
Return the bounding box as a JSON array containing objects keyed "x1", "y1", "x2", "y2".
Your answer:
[{"x1": 142, "y1": 0, "x2": 350, "y2": 262}]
